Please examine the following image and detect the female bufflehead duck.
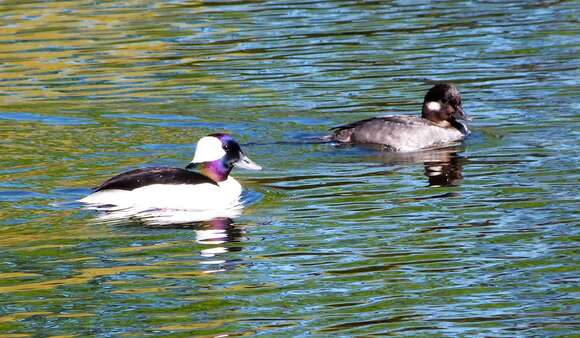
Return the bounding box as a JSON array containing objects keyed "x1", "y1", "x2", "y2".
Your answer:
[
  {"x1": 328, "y1": 84, "x2": 470, "y2": 152},
  {"x1": 80, "y1": 133, "x2": 261, "y2": 210}
]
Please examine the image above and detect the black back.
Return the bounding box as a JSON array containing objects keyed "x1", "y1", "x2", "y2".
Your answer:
[{"x1": 92, "y1": 167, "x2": 217, "y2": 192}]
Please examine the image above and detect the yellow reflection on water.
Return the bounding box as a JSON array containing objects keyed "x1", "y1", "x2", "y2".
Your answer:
[
  {"x1": 0, "y1": 0, "x2": 278, "y2": 109},
  {"x1": 0, "y1": 1, "x2": 176, "y2": 102},
  {"x1": 111, "y1": 287, "x2": 167, "y2": 294},
  {"x1": 0, "y1": 311, "x2": 93, "y2": 332},
  {"x1": 0, "y1": 312, "x2": 52, "y2": 323},
  {"x1": 0, "y1": 265, "x2": 155, "y2": 294},
  {"x1": 13, "y1": 244, "x2": 76, "y2": 252},
  {"x1": 157, "y1": 318, "x2": 235, "y2": 331},
  {"x1": 0, "y1": 272, "x2": 41, "y2": 279},
  {"x1": 150, "y1": 271, "x2": 206, "y2": 279},
  {"x1": 110, "y1": 242, "x2": 177, "y2": 253}
]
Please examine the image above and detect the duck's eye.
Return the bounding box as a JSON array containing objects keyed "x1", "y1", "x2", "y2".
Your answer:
[{"x1": 223, "y1": 144, "x2": 230, "y2": 151}]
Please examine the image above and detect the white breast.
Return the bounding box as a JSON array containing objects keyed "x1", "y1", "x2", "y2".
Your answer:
[{"x1": 80, "y1": 176, "x2": 243, "y2": 211}]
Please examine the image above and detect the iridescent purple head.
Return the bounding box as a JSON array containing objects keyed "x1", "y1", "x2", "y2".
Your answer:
[{"x1": 186, "y1": 133, "x2": 262, "y2": 182}]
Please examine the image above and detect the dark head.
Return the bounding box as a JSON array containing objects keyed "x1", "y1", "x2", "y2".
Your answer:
[
  {"x1": 421, "y1": 84, "x2": 467, "y2": 126},
  {"x1": 185, "y1": 133, "x2": 261, "y2": 182}
]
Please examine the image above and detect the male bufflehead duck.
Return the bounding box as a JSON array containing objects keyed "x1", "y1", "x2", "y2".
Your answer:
[
  {"x1": 328, "y1": 84, "x2": 470, "y2": 152},
  {"x1": 80, "y1": 133, "x2": 261, "y2": 210}
]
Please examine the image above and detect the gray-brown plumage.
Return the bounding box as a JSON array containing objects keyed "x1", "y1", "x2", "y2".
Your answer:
[{"x1": 328, "y1": 84, "x2": 470, "y2": 152}]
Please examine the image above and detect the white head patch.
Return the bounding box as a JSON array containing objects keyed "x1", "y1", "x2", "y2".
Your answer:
[
  {"x1": 192, "y1": 136, "x2": 226, "y2": 163},
  {"x1": 426, "y1": 101, "x2": 441, "y2": 111}
]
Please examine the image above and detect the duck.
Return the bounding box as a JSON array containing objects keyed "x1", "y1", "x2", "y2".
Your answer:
[
  {"x1": 80, "y1": 133, "x2": 262, "y2": 210},
  {"x1": 327, "y1": 83, "x2": 470, "y2": 152}
]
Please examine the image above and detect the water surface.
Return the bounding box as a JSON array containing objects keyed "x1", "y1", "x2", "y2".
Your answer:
[{"x1": 1, "y1": 1, "x2": 578, "y2": 336}]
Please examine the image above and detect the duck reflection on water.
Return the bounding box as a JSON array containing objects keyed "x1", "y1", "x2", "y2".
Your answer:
[
  {"x1": 86, "y1": 206, "x2": 249, "y2": 274},
  {"x1": 337, "y1": 144, "x2": 465, "y2": 187},
  {"x1": 379, "y1": 145, "x2": 464, "y2": 187}
]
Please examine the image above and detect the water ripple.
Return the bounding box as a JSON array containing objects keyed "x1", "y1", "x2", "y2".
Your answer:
[{"x1": 0, "y1": 0, "x2": 578, "y2": 336}]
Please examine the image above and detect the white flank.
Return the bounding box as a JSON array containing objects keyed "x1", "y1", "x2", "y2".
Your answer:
[
  {"x1": 426, "y1": 101, "x2": 441, "y2": 111},
  {"x1": 192, "y1": 136, "x2": 226, "y2": 163},
  {"x1": 80, "y1": 176, "x2": 243, "y2": 211}
]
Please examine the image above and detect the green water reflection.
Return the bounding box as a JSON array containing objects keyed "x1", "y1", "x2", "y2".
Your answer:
[{"x1": 1, "y1": 0, "x2": 578, "y2": 336}]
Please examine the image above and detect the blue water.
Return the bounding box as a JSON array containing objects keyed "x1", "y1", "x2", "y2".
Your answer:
[{"x1": 0, "y1": 1, "x2": 578, "y2": 336}]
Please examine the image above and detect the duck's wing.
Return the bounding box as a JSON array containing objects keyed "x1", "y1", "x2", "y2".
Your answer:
[
  {"x1": 331, "y1": 116, "x2": 427, "y2": 130},
  {"x1": 329, "y1": 116, "x2": 429, "y2": 143},
  {"x1": 92, "y1": 167, "x2": 217, "y2": 192}
]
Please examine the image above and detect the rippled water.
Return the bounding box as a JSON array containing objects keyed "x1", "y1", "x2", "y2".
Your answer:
[{"x1": 1, "y1": 1, "x2": 578, "y2": 336}]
